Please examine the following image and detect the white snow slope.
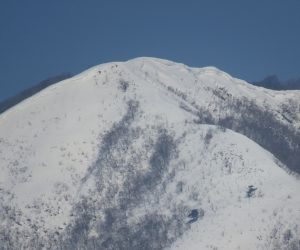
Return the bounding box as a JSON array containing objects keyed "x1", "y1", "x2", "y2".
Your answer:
[{"x1": 0, "y1": 57, "x2": 299, "y2": 250}]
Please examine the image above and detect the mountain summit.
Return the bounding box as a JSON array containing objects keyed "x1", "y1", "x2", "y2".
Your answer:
[{"x1": 0, "y1": 57, "x2": 299, "y2": 250}]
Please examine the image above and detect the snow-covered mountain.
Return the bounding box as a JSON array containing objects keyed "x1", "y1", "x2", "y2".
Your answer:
[{"x1": 0, "y1": 57, "x2": 299, "y2": 250}]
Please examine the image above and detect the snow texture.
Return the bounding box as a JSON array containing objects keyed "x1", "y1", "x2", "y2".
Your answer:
[{"x1": 0, "y1": 57, "x2": 299, "y2": 250}]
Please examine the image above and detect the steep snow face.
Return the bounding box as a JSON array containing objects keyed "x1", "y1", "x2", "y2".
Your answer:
[
  {"x1": 169, "y1": 127, "x2": 300, "y2": 250},
  {"x1": 124, "y1": 58, "x2": 300, "y2": 174},
  {"x1": 127, "y1": 57, "x2": 300, "y2": 128},
  {"x1": 0, "y1": 57, "x2": 299, "y2": 249}
]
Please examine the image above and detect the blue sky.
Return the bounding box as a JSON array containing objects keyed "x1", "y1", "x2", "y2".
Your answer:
[{"x1": 1, "y1": 0, "x2": 300, "y2": 100}]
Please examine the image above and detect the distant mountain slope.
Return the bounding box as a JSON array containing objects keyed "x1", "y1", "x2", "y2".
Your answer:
[
  {"x1": 253, "y1": 75, "x2": 300, "y2": 90},
  {"x1": 0, "y1": 73, "x2": 72, "y2": 114},
  {"x1": 0, "y1": 58, "x2": 299, "y2": 250}
]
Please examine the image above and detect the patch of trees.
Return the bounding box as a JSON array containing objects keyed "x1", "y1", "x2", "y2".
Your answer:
[
  {"x1": 246, "y1": 185, "x2": 257, "y2": 198},
  {"x1": 60, "y1": 100, "x2": 190, "y2": 250},
  {"x1": 187, "y1": 209, "x2": 204, "y2": 224},
  {"x1": 119, "y1": 79, "x2": 129, "y2": 92},
  {"x1": 195, "y1": 97, "x2": 300, "y2": 175},
  {"x1": 164, "y1": 82, "x2": 300, "y2": 173}
]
